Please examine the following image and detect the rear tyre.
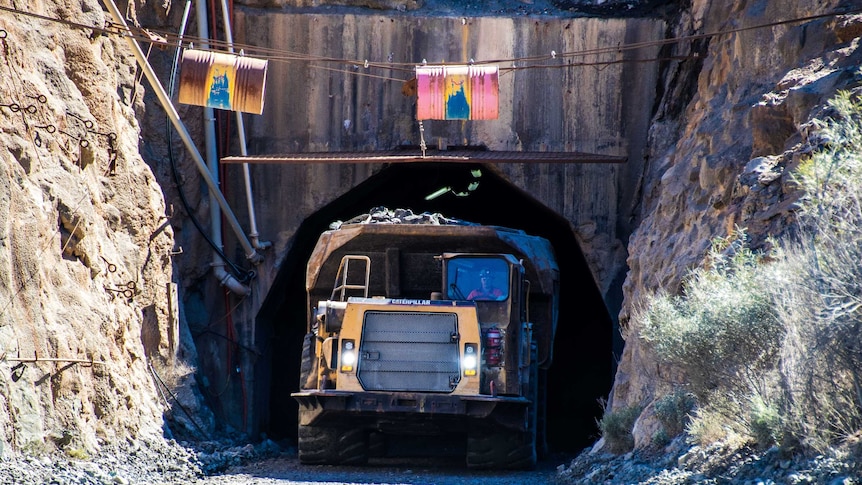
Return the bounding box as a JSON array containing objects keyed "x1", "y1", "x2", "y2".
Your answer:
[
  {"x1": 466, "y1": 423, "x2": 537, "y2": 470},
  {"x1": 298, "y1": 332, "x2": 316, "y2": 390},
  {"x1": 298, "y1": 425, "x2": 369, "y2": 465},
  {"x1": 536, "y1": 368, "x2": 549, "y2": 459}
]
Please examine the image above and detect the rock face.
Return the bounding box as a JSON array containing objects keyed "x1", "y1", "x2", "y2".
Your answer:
[
  {"x1": 612, "y1": 0, "x2": 862, "y2": 446},
  {"x1": 0, "y1": 0, "x2": 203, "y2": 455}
]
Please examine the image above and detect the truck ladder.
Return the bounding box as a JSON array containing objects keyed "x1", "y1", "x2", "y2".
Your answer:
[{"x1": 330, "y1": 255, "x2": 371, "y2": 301}]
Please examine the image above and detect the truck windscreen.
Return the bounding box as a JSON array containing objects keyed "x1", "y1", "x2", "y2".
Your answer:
[{"x1": 446, "y1": 257, "x2": 509, "y2": 301}]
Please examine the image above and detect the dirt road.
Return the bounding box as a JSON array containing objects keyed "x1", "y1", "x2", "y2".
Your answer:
[{"x1": 198, "y1": 452, "x2": 572, "y2": 484}]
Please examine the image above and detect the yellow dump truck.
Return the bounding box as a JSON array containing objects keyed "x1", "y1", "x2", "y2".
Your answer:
[{"x1": 292, "y1": 218, "x2": 559, "y2": 469}]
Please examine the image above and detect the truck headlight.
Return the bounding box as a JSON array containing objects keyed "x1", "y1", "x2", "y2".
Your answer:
[
  {"x1": 341, "y1": 339, "x2": 356, "y2": 372},
  {"x1": 463, "y1": 343, "x2": 478, "y2": 376}
]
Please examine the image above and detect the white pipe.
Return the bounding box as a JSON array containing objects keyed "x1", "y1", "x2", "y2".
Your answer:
[
  {"x1": 101, "y1": 0, "x2": 260, "y2": 268},
  {"x1": 218, "y1": 0, "x2": 261, "y2": 437},
  {"x1": 219, "y1": 0, "x2": 271, "y2": 251},
  {"x1": 213, "y1": 262, "x2": 250, "y2": 296},
  {"x1": 193, "y1": 0, "x2": 253, "y2": 295},
  {"x1": 172, "y1": 2, "x2": 249, "y2": 299},
  {"x1": 195, "y1": 0, "x2": 223, "y2": 263}
]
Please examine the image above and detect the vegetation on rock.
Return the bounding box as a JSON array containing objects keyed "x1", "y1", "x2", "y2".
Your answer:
[{"x1": 624, "y1": 88, "x2": 862, "y2": 455}]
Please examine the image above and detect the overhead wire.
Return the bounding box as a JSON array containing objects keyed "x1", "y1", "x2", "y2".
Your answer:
[
  {"x1": 1, "y1": 3, "x2": 859, "y2": 81},
  {"x1": 500, "y1": 54, "x2": 703, "y2": 74}
]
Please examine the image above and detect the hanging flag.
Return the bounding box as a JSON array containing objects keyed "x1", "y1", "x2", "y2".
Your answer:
[
  {"x1": 415, "y1": 65, "x2": 499, "y2": 120},
  {"x1": 178, "y1": 49, "x2": 268, "y2": 114}
]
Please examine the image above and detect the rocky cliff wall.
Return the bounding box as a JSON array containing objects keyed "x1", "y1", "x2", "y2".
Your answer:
[
  {"x1": 0, "y1": 0, "x2": 207, "y2": 456},
  {"x1": 611, "y1": 0, "x2": 862, "y2": 447}
]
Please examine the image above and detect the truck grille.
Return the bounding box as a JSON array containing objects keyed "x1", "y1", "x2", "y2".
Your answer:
[{"x1": 358, "y1": 311, "x2": 460, "y2": 392}]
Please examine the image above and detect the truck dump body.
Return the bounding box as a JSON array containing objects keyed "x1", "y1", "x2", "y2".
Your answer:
[
  {"x1": 294, "y1": 215, "x2": 559, "y2": 469},
  {"x1": 305, "y1": 223, "x2": 559, "y2": 367}
]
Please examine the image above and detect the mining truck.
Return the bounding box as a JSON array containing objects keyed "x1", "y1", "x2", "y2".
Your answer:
[{"x1": 292, "y1": 218, "x2": 559, "y2": 469}]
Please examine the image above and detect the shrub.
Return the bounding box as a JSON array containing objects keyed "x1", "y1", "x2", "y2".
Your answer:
[
  {"x1": 749, "y1": 393, "x2": 781, "y2": 449},
  {"x1": 685, "y1": 390, "x2": 784, "y2": 449},
  {"x1": 652, "y1": 428, "x2": 670, "y2": 448},
  {"x1": 654, "y1": 389, "x2": 697, "y2": 438},
  {"x1": 686, "y1": 394, "x2": 747, "y2": 447},
  {"x1": 777, "y1": 89, "x2": 862, "y2": 452},
  {"x1": 639, "y1": 228, "x2": 781, "y2": 400},
  {"x1": 632, "y1": 89, "x2": 862, "y2": 453},
  {"x1": 599, "y1": 404, "x2": 643, "y2": 454}
]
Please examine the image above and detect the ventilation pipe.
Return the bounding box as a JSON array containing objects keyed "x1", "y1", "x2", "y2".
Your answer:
[
  {"x1": 193, "y1": 0, "x2": 253, "y2": 295},
  {"x1": 217, "y1": 0, "x2": 268, "y2": 436},
  {"x1": 102, "y1": 0, "x2": 260, "y2": 297},
  {"x1": 219, "y1": 0, "x2": 271, "y2": 251}
]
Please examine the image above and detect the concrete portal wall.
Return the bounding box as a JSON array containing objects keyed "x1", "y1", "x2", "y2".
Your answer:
[{"x1": 231, "y1": 8, "x2": 664, "y2": 295}]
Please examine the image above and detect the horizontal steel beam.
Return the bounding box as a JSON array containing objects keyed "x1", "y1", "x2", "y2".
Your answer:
[{"x1": 221, "y1": 150, "x2": 627, "y2": 164}]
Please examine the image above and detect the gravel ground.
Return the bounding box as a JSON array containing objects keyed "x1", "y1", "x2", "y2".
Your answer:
[
  {"x1": 557, "y1": 437, "x2": 862, "y2": 485},
  {"x1": 197, "y1": 453, "x2": 570, "y2": 485},
  {"x1": 2, "y1": 435, "x2": 861, "y2": 485},
  {"x1": 0, "y1": 436, "x2": 566, "y2": 485},
  {"x1": 0, "y1": 436, "x2": 281, "y2": 485}
]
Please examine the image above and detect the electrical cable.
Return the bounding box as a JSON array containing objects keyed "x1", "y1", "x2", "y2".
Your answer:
[
  {"x1": 499, "y1": 54, "x2": 702, "y2": 74},
  {"x1": 148, "y1": 361, "x2": 212, "y2": 440},
  {"x1": 1, "y1": 4, "x2": 859, "y2": 80},
  {"x1": 156, "y1": 6, "x2": 862, "y2": 67}
]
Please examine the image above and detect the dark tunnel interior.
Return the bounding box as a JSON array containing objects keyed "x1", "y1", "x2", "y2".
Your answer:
[{"x1": 255, "y1": 162, "x2": 618, "y2": 453}]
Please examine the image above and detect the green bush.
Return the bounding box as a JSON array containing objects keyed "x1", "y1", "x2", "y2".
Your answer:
[
  {"x1": 654, "y1": 389, "x2": 697, "y2": 438},
  {"x1": 749, "y1": 394, "x2": 781, "y2": 449},
  {"x1": 651, "y1": 428, "x2": 670, "y2": 448},
  {"x1": 686, "y1": 393, "x2": 748, "y2": 447},
  {"x1": 599, "y1": 404, "x2": 642, "y2": 454},
  {"x1": 639, "y1": 228, "x2": 781, "y2": 400}
]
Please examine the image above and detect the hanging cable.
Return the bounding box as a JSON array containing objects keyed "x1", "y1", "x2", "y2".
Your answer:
[
  {"x1": 148, "y1": 362, "x2": 212, "y2": 440},
  {"x1": 2, "y1": 4, "x2": 859, "y2": 81}
]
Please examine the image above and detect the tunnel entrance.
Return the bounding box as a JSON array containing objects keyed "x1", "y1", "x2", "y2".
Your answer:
[{"x1": 256, "y1": 162, "x2": 616, "y2": 452}]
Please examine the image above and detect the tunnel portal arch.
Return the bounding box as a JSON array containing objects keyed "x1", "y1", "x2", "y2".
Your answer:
[{"x1": 256, "y1": 162, "x2": 614, "y2": 452}]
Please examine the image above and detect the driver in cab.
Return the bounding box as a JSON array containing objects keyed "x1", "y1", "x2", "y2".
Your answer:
[{"x1": 467, "y1": 268, "x2": 504, "y2": 301}]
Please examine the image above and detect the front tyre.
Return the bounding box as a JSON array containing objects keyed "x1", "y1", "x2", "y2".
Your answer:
[
  {"x1": 298, "y1": 424, "x2": 369, "y2": 465},
  {"x1": 466, "y1": 341, "x2": 539, "y2": 470},
  {"x1": 465, "y1": 422, "x2": 537, "y2": 470}
]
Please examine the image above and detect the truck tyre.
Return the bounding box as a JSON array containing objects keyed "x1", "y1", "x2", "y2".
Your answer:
[
  {"x1": 466, "y1": 423, "x2": 537, "y2": 470},
  {"x1": 298, "y1": 425, "x2": 369, "y2": 465},
  {"x1": 536, "y1": 368, "x2": 549, "y2": 459},
  {"x1": 466, "y1": 342, "x2": 539, "y2": 470},
  {"x1": 299, "y1": 332, "x2": 316, "y2": 390}
]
